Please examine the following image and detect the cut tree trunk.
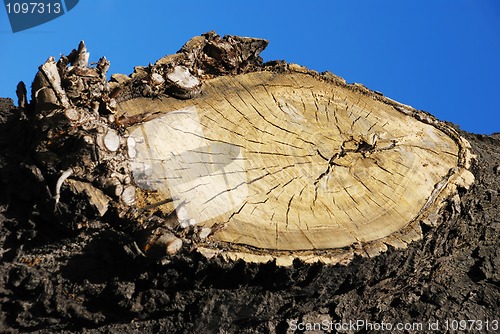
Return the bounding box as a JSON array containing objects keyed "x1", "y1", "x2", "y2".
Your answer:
[
  {"x1": 117, "y1": 68, "x2": 474, "y2": 265},
  {"x1": 15, "y1": 32, "x2": 475, "y2": 266}
]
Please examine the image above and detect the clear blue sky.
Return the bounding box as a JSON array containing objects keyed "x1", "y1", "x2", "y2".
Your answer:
[{"x1": 1, "y1": 0, "x2": 499, "y2": 134}]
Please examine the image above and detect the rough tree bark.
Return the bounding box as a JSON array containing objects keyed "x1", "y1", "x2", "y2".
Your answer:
[{"x1": 0, "y1": 33, "x2": 497, "y2": 333}]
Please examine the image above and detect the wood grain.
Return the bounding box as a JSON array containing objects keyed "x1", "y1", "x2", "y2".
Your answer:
[{"x1": 118, "y1": 71, "x2": 472, "y2": 264}]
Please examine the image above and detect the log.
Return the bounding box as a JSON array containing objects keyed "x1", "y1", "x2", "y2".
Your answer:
[
  {"x1": 19, "y1": 33, "x2": 474, "y2": 266},
  {"x1": 117, "y1": 67, "x2": 474, "y2": 265}
]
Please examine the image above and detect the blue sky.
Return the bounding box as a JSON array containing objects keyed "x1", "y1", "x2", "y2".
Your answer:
[{"x1": 1, "y1": 0, "x2": 499, "y2": 134}]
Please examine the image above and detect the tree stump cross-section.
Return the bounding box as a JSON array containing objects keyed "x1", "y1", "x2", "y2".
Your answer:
[{"x1": 118, "y1": 70, "x2": 475, "y2": 266}]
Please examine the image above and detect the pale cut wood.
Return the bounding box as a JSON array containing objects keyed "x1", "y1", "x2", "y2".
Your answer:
[
  {"x1": 103, "y1": 129, "x2": 120, "y2": 152},
  {"x1": 117, "y1": 70, "x2": 474, "y2": 265}
]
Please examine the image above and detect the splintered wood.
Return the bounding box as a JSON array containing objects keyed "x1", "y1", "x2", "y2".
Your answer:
[{"x1": 118, "y1": 71, "x2": 475, "y2": 265}]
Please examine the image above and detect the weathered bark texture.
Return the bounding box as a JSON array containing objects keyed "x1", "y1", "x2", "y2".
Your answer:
[{"x1": 0, "y1": 33, "x2": 497, "y2": 333}]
